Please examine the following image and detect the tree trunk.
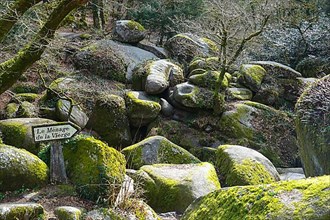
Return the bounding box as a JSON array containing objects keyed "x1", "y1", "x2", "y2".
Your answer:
[
  {"x1": 92, "y1": 0, "x2": 100, "y2": 29},
  {"x1": 0, "y1": 0, "x2": 89, "y2": 95},
  {"x1": 0, "y1": 0, "x2": 42, "y2": 42}
]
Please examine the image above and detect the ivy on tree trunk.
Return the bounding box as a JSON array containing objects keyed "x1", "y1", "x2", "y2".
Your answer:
[{"x1": 0, "y1": 0, "x2": 89, "y2": 95}]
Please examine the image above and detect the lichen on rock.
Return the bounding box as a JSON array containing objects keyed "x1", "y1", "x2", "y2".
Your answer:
[
  {"x1": 295, "y1": 75, "x2": 330, "y2": 176},
  {"x1": 182, "y1": 175, "x2": 330, "y2": 220},
  {"x1": 0, "y1": 144, "x2": 49, "y2": 191},
  {"x1": 63, "y1": 135, "x2": 126, "y2": 202},
  {"x1": 121, "y1": 136, "x2": 201, "y2": 169}
]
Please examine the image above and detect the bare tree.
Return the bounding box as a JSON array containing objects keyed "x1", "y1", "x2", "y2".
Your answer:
[{"x1": 179, "y1": 0, "x2": 275, "y2": 105}]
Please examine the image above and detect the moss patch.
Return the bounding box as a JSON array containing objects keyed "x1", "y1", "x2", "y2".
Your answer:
[
  {"x1": 63, "y1": 135, "x2": 126, "y2": 202},
  {"x1": 0, "y1": 144, "x2": 49, "y2": 191},
  {"x1": 121, "y1": 136, "x2": 200, "y2": 169},
  {"x1": 182, "y1": 175, "x2": 330, "y2": 220}
]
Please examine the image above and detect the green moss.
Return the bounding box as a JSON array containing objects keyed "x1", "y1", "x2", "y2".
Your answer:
[
  {"x1": 79, "y1": 33, "x2": 92, "y2": 39},
  {"x1": 86, "y1": 94, "x2": 131, "y2": 148},
  {"x1": 63, "y1": 135, "x2": 126, "y2": 202},
  {"x1": 0, "y1": 144, "x2": 49, "y2": 191},
  {"x1": 182, "y1": 175, "x2": 330, "y2": 220},
  {"x1": 5, "y1": 103, "x2": 19, "y2": 118},
  {"x1": 216, "y1": 145, "x2": 276, "y2": 186},
  {"x1": 189, "y1": 71, "x2": 229, "y2": 89},
  {"x1": 137, "y1": 163, "x2": 220, "y2": 213},
  {"x1": 239, "y1": 64, "x2": 266, "y2": 92},
  {"x1": 0, "y1": 204, "x2": 45, "y2": 220},
  {"x1": 125, "y1": 91, "x2": 161, "y2": 126},
  {"x1": 201, "y1": 38, "x2": 219, "y2": 53},
  {"x1": 140, "y1": 165, "x2": 184, "y2": 212},
  {"x1": 55, "y1": 207, "x2": 82, "y2": 220},
  {"x1": 122, "y1": 136, "x2": 200, "y2": 169},
  {"x1": 0, "y1": 120, "x2": 29, "y2": 151},
  {"x1": 127, "y1": 20, "x2": 145, "y2": 31},
  {"x1": 218, "y1": 103, "x2": 255, "y2": 139},
  {"x1": 14, "y1": 93, "x2": 39, "y2": 102}
]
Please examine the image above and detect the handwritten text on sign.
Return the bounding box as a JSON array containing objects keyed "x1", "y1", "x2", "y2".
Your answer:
[{"x1": 32, "y1": 123, "x2": 79, "y2": 142}]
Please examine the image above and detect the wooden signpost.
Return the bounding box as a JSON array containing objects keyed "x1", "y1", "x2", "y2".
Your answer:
[{"x1": 32, "y1": 122, "x2": 80, "y2": 184}]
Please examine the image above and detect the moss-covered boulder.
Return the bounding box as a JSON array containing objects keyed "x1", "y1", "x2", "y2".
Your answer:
[
  {"x1": 165, "y1": 33, "x2": 218, "y2": 64},
  {"x1": 218, "y1": 101, "x2": 298, "y2": 167},
  {"x1": 86, "y1": 95, "x2": 131, "y2": 148},
  {"x1": 237, "y1": 62, "x2": 308, "y2": 109},
  {"x1": 0, "y1": 144, "x2": 49, "y2": 191},
  {"x1": 147, "y1": 119, "x2": 222, "y2": 153},
  {"x1": 0, "y1": 203, "x2": 45, "y2": 220},
  {"x1": 215, "y1": 145, "x2": 280, "y2": 187},
  {"x1": 295, "y1": 75, "x2": 330, "y2": 176},
  {"x1": 4, "y1": 101, "x2": 38, "y2": 119},
  {"x1": 182, "y1": 175, "x2": 330, "y2": 220},
  {"x1": 56, "y1": 99, "x2": 89, "y2": 129},
  {"x1": 132, "y1": 162, "x2": 221, "y2": 213},
  {"x1": 125, "y1": 91, "x2": 161, "y2": 127},
  {"x1": 226, "y1": 87, "x2": 253, "y2": 100},
  {"x1": 4, "y1": 103, "x2": 20, "y2": 119},
  {"x1": 72, "y1": 40, "x2": 157, "y2": 82},
  {"x1": 121, "y1": 136, "x2": 201, "y2": 169},
  {"x1": 84, "y1": 208, "x2": 124, "y2": 220},
  {"x1": 250, "y1": 61, "x2": 302, "y2": 79},
  {"x1": 85, "y1": 203, "x2": 160, "y2": 220},
  {"x1": 112, "y1": 20, "x2": 146, "y2": 44},
  {"x1": 238, "y1": 64, "x2": 266, "y2": 92},
  {"x1": 132, "y1": 59, "x2": 184, "y2": 94},
  {"x1": 296, "y1": 56, "x2": 330, "y2": 78},
  {"x1": 188, "y1": 57, "x2": 220, "y2": 75},
  {"x1": 0, "y1": 118, "x2": 55, "y2": 154},
  {"x1": 171, "y1": 82, "x2": 222, "y2": 110},
  {"x1": 188, "y1": 71, "x2": 230, "y2": 90},
  {"x1": 63, "y1": 135, "x2": 126, "y2": 202},
  {"x1": 45, "y1": 75, "x2": 126, "y2": 115},
  {"x1": 54, "y1": 206, "x2": 83, "y2": 220},
  {"x1": 12, "y1": 93, "x2": 39, "y2": 103}
]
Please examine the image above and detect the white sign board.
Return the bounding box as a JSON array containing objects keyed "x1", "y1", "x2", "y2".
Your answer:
[{"x1": 32, "y1": 123, "x2": 79, "y2": 142}]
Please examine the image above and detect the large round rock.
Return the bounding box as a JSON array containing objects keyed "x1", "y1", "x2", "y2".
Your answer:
[
  {"x1": 112, "y1": 20, "x2": 146, "y2": 43},
  {"x1": 0, "y1": 144, "x2": 49, "y2": 191},
  {"x1": 295, "y1": 75, "x2": 330, "y2": 176},
  {"x1": 0, "y1": 118, "x2": 55, "y2": 154},
  {"x1": 63, "y1": 136, "x2": 126, "y2": 201},
  {"x1": 125, "y1": 91, "x2": 161, "y2": 127},
  {"x1": 215, "y1": 145, "x2": 280, "y2": 186},
  {"x1": 121, "y1": 136, "x2": 200, "y2": 169},
  {"x1": 132, "y1": 162, "x2": 221, "y2": 213},
  {"x1": 86, "y1": 94, "x2": 132, "y2": 148},
  {"x1": 165, "y1": 33, "x2": 218, "y2": 64},
  {"x1": 218, "y1": 101, "x2": 298, "y2": 167}
]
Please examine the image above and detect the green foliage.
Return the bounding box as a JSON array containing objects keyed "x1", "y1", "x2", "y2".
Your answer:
[
  {"x1": 128, "y1": 0, "x2": 204, "y2": 42},
  {"x1": 37, "y1": 143, "x2": 51, "y2": 167}
]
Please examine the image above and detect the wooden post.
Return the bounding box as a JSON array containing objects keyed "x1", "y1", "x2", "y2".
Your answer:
[
  {"x1": 32, "y1": 122, "x2": 80, "y2": 184},
  {"x1": 50, "y1": 141, "x2": 68, "y2": 184}
]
